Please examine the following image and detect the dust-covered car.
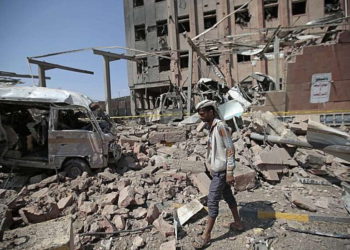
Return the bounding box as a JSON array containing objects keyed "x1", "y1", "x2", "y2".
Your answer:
[{"x1": 0, "y1": 87, "x2": 121, "y2": 178}]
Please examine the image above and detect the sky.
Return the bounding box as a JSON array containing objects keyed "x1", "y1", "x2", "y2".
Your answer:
[{"x1": 0, "y1": 0, "x2": 129, "y2": 101}]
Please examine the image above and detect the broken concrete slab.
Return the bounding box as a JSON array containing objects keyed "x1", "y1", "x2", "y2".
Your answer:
[
  {"x1": 100, "y1": 192, "x2": 119, "y2": 206},
  {"x1": 132, "y1": 207, "x2": 147, "y2": 219},
  {"x1": 30, "y1": 187, "x2": 49, "y2": 199},
  {"x1": 19, "y1": 203, "x2": 60, "y2": 224},
  {"x1": 256, "y1": 164, "x2": 289, "y2": 182},
  {"x1": 118, "y1": 186, "x2": 135, "y2": 208},
  {"x1": 190, "y1": 173, "x2": 211, "y2": 196},
  {"x1": 176, "y1": 199, "x2": 203, "y2": 226},
  {"x1": 57, "y1": 195, "x2": 74, "y2": 210},
  {"x1": 291, "y1": 191, "x2": 317, "y2": 212},
  {"x1": 79, "y1": 201, "x2": 98, "y2": 215},
  {"x1": 173, "y1": 160, "x2": 206, "y2": 173},
  {"x1": 97, "y1": 172, "x2": 119, "y2": 182},
  {"x1": 254, "y1": 146, "x2": 298, "y2": 167},
  {"x1": 261, "y1": 111, "x2": 298, "y2": 140},
  {"x1": 131, "y1": 235, "x2": 145, "y2": 250},
  {"x1": 0, "y1": 215, "x2": 73, "y2": 250},
  {"x1": 253, "y1": 146, "x2": 297, "y2": 182},
  {"x1": 157, "y1": 146, "x2": 177, "y2": 156},
  {"x1": 101, "y1": 205, "x2": 118, "y2": 216},
  {"x1": 112, "y1": 215, "x2": 126, "y2": 230},
  {"x1": 234, "y1": 163, "x2": 257, "y2": 191},
  {"x1": 146, "y1": 203, "x2": 161, "y2": 224},
  {"x1": 120, "y1": 135, "x2": 141, "y2": 146},
  {"x1": 153, "y1": 217, "x2": 175, "y2": 237},
  {"x1": 289, "y1": 121, "x2": 308, "y2": 135},
  {"x1": 159, "y1": 239, "x2": 176, "y2": 250},
  {"x1": 149, "y1": 130, "x2": 186, "y2": 144}
]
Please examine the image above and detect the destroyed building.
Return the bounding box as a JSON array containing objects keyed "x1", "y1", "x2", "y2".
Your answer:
[{"x1": 124, "y1": 0, "x2": 350, "y2": 121}]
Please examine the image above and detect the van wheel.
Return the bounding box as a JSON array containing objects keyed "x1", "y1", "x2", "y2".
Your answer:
[{"x1": 63, "y1": 158, "x2": 92, "y2": 179}]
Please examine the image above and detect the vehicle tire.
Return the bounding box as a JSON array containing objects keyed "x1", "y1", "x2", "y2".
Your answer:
[{"x1": 63, "y1": 158, "x2": 92, "y2": 179}]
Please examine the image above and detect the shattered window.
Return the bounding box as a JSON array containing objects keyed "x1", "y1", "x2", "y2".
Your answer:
[
  {"x1": 264, "y1": 0, "x2": 278, "y2": 20},
  {"x1": 237, "y1": 54, "x2": 251, "y2": 63},
  {"x1": 178, "y1": 15, "x2": 190, "y2": 33},
  {"x1": 56, "y1": 109, "x2": 93, "y2": 131},
  {"x1": 137, "y1": 57, "x2": 147, "y2": 75},
  {"x1": 324, "y1": 0, "x2": 341, "y2": 14},
  {"x1": 180, "y1": 52, "x2": 189, "y2": 68},
  {"x1": 204, "y1": 10, "x2": 217, "y2": 29},
  {"x1": 206, "y1": 55, "x2": 220, "y2": 65},
  {"x1": 135, "y1": 24, "x2": 146, "y2": 41},
  {"x1": 156, "y1": 20, "x2": 168, "y2": 36},
  {"x1": 292, "y1": 0, "x2": 307, "y2": 15},
  {"x1": 264, "y1": 0, "x2": 278, "y2": 3},
  {"x1": 234, "y1": 5, "x2": 251, "y2": 26},
  {"x1": 159, "y1": 56, "x2": 171, "y2": 72},
  {"x1": 133, "y1": 0, "x2": 143, "y2": 7}
]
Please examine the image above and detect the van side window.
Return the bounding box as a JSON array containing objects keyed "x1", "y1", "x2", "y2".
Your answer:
[{"x1": 56, "y1": 109, "x2": 93, "y2": 131}]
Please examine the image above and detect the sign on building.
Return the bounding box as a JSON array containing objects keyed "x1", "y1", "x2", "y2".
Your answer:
[{"x1": 310, "y1": 73, "x2": 332, "y2": 103}]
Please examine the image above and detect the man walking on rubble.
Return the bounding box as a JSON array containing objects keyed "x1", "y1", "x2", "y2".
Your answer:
[{"x1": 193, "y1": 99, "x2": 244, "y2": 249}]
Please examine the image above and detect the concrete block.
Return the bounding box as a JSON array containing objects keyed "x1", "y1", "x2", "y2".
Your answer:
[
  {"x1": 19, "y1": 203, "x2": 60, "y2": 224},
  {"x1": 101, "y1": 205, "x2": 118, "y2": 216},
  {"x1": 152, "y1": 217, "x2": 175, "y2": 237},
  {"x1": 174, "y1": 160, "x2": 206, "y2": 173},
  {"x1": 57, "y1": 195, "x2": 74, "y2": 210},
  {"x1": 146, "y1": 203, "x2": 161, "y2": 224},
  {"x1": 112, "y1": 215, "x2": 126, "y2": 230},
  {"x1": 97, "y1": 172, "x2": 119, "y2": 182},
  {"x1": 159, "y1": 239, "x2": 176, "y2": 250},
  {"x1": 190, "y1": 173, "x2": 211, "y2": 196},
  {"x1": 132, "y1": 236, "x2": 145, "y2": 249},
  {"x1": 120, "y1": 135, "x2": 141, "y2": 146},
  {"x1": 79, "y1": 201, "x2": 98, "y2": 215},
  {"x1": 101, "y1": 192, "x2": 119, "y2": 206},
  {"x1": 132, "y1": 207, "x2": 147, "y2": 219},
  {"x1": 118, "y1": 186, "x2": 135, "y2": 208},
  {"x1": 30, "y1": 187, "x2": 49, "y2": 199},
  {"x1": 234, "y1": 164, "x2": 257, "y2": 191}
]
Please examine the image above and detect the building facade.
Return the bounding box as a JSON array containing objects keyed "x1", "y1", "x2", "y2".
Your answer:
[{"x1": 124, "y1": 0, "x2": 348, "y2": 115}]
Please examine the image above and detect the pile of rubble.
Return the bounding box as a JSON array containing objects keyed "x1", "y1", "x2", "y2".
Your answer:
[{"x1": 0, "y1": 111, "x2": 349, "y2": 249}]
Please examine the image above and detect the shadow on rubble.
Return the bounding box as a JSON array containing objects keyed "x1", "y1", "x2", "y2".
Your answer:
[{"x1": 210, "y1": 201, "x2": 276, "y2": 244}]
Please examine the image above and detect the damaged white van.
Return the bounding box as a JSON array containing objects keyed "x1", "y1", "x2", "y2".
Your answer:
[{"x1": 0, "y1": 87, "x2": 121, "y2": 178}]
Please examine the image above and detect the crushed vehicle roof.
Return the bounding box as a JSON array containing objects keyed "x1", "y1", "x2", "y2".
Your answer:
[{"x1": 0, "y1": 86, "x2": 92, "y2": 108}]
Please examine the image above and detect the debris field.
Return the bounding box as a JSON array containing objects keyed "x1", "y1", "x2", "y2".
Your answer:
[{"x1": 0, "y1": 111, "x2": 349, "y2": 250}]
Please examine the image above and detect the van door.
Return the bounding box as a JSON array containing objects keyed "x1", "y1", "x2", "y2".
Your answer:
[{"x1": 48, "y1": 106, "x2": 105, "y2": 170}]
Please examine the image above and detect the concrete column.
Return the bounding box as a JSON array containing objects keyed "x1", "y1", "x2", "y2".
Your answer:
[
  {"x1": 38, "y1": 66, "x2": 46, "y2": 87},
  {"x1": 218, "y1": 0, "x2": 233, "y2": 87},
  {"x1": 103, "y1": 56, "x2": 112, "y2": 115},
  {"x1": 274, "y1": 36, "x2": 280, "y2": 90},
  {"x1": 279, "y1": 0, "x2": 290, "y2": 27},
  {"x1": 167, "y1": 0, "x2": 181, "y2": 87},
  {"x1": 189, "y1": 0, "x2": 199, "y2": 83},
  {"x1": 130, "y1": 90, "x2": 136, "y2": 116},
  {"x1": 251, "y1": 0, "x2": 267, "y2": 75}
]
